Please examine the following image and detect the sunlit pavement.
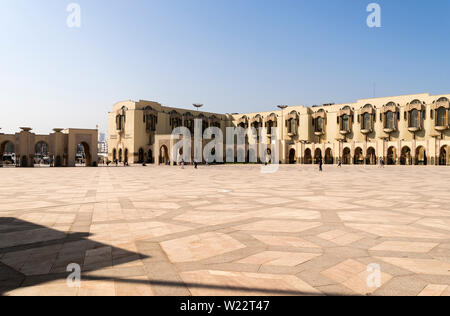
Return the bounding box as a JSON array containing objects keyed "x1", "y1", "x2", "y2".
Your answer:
[{"x1": 0, "y1": 164, "x2": 449, "y2": 296}]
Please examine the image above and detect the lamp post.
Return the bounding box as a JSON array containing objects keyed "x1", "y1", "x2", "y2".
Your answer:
[
  {"x1": 277, "y1": 105, "x2": 288, "y2": 163},
  {"x1": 277, "y1": 105, "x2": 288, "y2": 138},
  {"x1": 192, "y1": 104, "x2": 204, "y2": 163}
]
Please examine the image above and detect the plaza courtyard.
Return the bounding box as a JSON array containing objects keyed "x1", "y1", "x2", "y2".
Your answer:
[{"x1": 0, "y1": 165, "x2": 449, "y2": 296}]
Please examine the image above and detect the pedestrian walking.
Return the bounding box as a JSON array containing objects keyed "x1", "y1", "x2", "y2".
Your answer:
[
  {"x1": 337, "y1": 158, "x2": 342, "y2": 168},
  {"x1": 319, "y1": 157, "x2": 323, "y2": 172},
  {"x1": 194, "y1": 158, "x2": 198, "y2": 169}
]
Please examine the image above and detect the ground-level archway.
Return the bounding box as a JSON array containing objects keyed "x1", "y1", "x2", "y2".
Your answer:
[
  {"x1": 354, "y1": 147, "x2": 364, "y2": 165},
  {"x1": 76, "y1": 142, "x2": 92, "y2": 166},
  {"x1": 366, "y1": 147, "x2": 376, "y2": 165},
  {"x1": 415, "y1": 146, "x2": 427, "y2": 165},
  {"x1": 265, "y1": 149, "x2": 272, "y2": 164},
  {"x1": 324, "y1": 148, "x2": 333, "y2": 164},
  {"x1": 289, "y1": 149, "x2": 296, "y2": 164},
  {"x1": 124, "y1": 149, "x2": 129, "y2": 165},
  {"x1": 439, "y1": 146, "x2": 448, "y2": 166},
  {"x1": 387, "y1": 147, "x2": 397, "y2": 165},
  {"x1": 138, "y1": 148, "x2": 144, "y2": 163},
  {"x1": 248, "y1": 148, "x2": 256, "y2": 164},
  {"x1": 113, "y1": 149, "x2": 117, "y2": 162},
  {"x1": 400, "y1": 146, "x2": 412, "y2": 165},
  {"x1": 304, "y1": 149, "x2": 312, "y2": 164},
  {"x1": 0, "y1": 141, "x2": 16, "y2": 166},
  {"x1": 314, "y1": 148, "x2": 322, "y2": 164},
  {"x1": 35, "y1": 141, "x2": 50, "y2": 166},
  {"x1": 159, "y1": 145, "x2": 169, "y2": 165},
  {"x1": 343, "y1": 148, "x2": 351, "y2": 165},
  {"x1": 147, "y1": 149, "x2": 154, "y2": 164}
]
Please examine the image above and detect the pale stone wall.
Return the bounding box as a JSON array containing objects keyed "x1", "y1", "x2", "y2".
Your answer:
[
  {"x1": 0, "y1": 128, "x2": 98, "y2": 167},
  {"x1": 108, "y1": 93, "x2": 450, "y2": 166}
]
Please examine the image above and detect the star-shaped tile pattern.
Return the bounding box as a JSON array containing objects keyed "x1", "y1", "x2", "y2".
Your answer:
[{"x1": 0, "y1": 165, "x2": 449, "y2": 296}]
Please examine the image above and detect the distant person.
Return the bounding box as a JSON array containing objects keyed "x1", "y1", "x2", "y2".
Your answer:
[
  {"x1": 181, "y1": 159, "x2": 185, "y2": 169},
  {"x1": 379, "y1": 158, "x2": 385, "y2": 168},
  {"x1": 194, "y1": 158, "x2": 198, "y2": 169},
  {"x1": 319, "y1": 158, "x2": 323, "y2": 172},
  {"x1": 337, "y1": 159, "x2": 342, "y2": 168}
]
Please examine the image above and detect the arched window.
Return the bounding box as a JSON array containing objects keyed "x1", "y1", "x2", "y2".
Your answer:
[
  {"x1": 316, "y1": 117, "x2": 323, "y2": 132},
  {"x1": 436, "y1": 107, "x2": 447, "y2": 127},
  {"x1": 266, "y1": 117, "x2": 277, "y2": 135},
  {"x1": 197, "y1": 114, "x2": 209, "y2": 133},
  {"x1": 341, "y1": 115, "x2": 349, "y2": 131},
  {"x1": 385, "y1": 111, "x2": 394, "y2": 129},
  {"x1": 410, "y1": 109, "x2": 419, "y2": 128},
  {"x1": 363, "y1": 113, "x2": 371, "y2": 130},
  {"x1": 116, "y1": 114, "x2": 125, "y2": 131},
  {"x1": 183, "y1": 113, "x2": 194, "y2": 134},
  {"x1": 288, "y1": 118, "x2": 296, "y2": 134},
  {"x1": 145, "y1": 114, "x2": 157, "y2": 131},
  {"x1": 169, "y1": 111, "x2": 182, "y2": 129},
  {"x1": 210, "y1": 116, "x2": 221, "y2": 129}
]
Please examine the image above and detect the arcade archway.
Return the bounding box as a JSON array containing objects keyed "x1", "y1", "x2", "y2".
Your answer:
[
  {"x1": 113, "y1": 149, "x2": 117, "y2": 162},
  {"x1": 325, "y1": 148, "x2": 333, "y2": 164},
  {"x1": 138, "y1": 148, "x2": 144, "y2": 163},
  {"x1": 159, "y1": 145, "x2": 169, "y2": 165},
  {"x1": 366, "y1": 147, "x2": 376, "y2": 165},
  {"x1": 342, "y1": 148, "x2": 351, "y2": 165},
  {"x1": 76, "y1": 142, "x2": 92, "y2": 167},
  {"x1": 354, "y1": 147, "x2": 364, "y2": 165},
  {"x1": 147, "y1": 149, "x2": 154, "y2": 164},
  {"x1": 289, "y1": 149, "x2": 296, "y2": 164},
  {"x1": 314, "y1": 148, "x2": 322, "y2": 164},
  {"x1": 400, "y1": 146, "x2": 412, "y2": 165},
  {"x1": 124, "y1": 149, "x2": 129, "y2": 165},
  {"x1": 440, "y1": 146, "x2": 448, "y2": 166},
  {"x1": 0, "y1": 141, "x2": 15, "y2": 167},
  {"x1": 415, "y1": 146, "x2": 427, "y2": 165},
  {"x1": 35, "y1": 141, "x2": 50, "y2": 166},
  {"x1": 304, "y1": 149, "x2": 312, "y2": 164},
  {"x1": 387, "y1": 147, "x2": 397, "y2": 165}
]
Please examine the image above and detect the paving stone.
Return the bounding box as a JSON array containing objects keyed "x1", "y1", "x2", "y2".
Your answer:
[{"x1": 0, "y1": 165, "x2": 449, "y2": 296}]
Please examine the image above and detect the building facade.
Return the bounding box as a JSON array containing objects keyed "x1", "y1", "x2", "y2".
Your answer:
[
  {"x1": 0, "y1": 127, "x2": 98, "y2": 167},
  {"x1": 108, "y1": 93, "x2": 450, "y2": 166}
]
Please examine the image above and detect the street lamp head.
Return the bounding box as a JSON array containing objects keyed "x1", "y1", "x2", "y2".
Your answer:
[
  {"x1": 193, "y1": 104, "x2": 204, "y2": 109},
  {"x1": 277, "y1": 105, "x2": 288, "y2": 110}
]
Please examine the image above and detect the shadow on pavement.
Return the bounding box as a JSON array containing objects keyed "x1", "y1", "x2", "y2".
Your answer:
[{"x1": 0, "y1": 217, "x2": 148, "y2": 295}]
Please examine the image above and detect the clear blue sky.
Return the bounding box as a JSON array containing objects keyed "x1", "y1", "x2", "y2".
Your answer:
[{"x1": 1, "y1": 0, "x2": 449, "y2": 134}]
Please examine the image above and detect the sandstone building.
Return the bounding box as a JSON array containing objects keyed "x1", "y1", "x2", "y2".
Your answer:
[
  {"x1": 0, "y1": 128, "x2": 98, "y2": 167},
  {"x1": 108, "y1": 93, "x2": 450, "y2": 166}
]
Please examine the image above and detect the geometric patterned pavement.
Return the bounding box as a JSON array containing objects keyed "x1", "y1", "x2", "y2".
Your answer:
[{"x1": 0, "y1": 165, "x2": 449, "y2": 296}]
